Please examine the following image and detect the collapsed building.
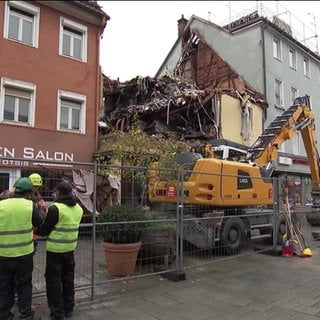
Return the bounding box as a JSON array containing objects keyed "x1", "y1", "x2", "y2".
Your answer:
[
  {"x1": 98, "y1": 12, "x2": 267, "y2": 155},
  {"x1": 99, "y1": 73, "x2": 266, "y2": 156}
]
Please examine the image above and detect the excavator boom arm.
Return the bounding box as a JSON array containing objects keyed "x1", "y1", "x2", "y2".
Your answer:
[
  {"x1": 247, "y1": 95, "x2": 320, "y2": 199},
  {"x1": 247, "y1": 96, "x2": 320, "y2": 192},
  {"x1": 301, "y1": 117, "x2": 320, "y2": 191}
]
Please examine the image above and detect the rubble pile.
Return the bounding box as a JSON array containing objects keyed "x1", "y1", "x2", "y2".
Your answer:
[
  {"x1": 102, "y1": 75, "x2": 219, "y2": 140},
  {"x1": 101, "y1": 74, "x2": 265, "y2": 146}
]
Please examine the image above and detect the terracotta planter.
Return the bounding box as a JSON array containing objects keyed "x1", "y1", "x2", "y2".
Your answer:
[{"x1": 102, "y1": 241, "x2": 142, "y2": 276}]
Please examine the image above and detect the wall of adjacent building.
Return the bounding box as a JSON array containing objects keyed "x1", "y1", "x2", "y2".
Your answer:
[{"x1": 0, "y1": 1, "x2": 102, "y2": 166}]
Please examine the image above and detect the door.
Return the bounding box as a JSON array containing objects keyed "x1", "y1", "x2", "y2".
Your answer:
[{"x1": 0, "y1": 173, "x2": 9, "y2": 193}]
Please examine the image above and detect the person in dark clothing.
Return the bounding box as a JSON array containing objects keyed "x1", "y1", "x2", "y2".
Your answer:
[
  {"x1": 0, "y1": 177, "x2": 44, "y2": 320},
  {"x1": 36, "y1": 181, "x2": 83, "y2": 320},
  {"x1": 28, "y1": 173, "x2": 47, "y2": 216}
]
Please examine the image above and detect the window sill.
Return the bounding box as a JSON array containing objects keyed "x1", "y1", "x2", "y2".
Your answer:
[
  {"x1": 59, "y1": 53, "x2": 86, "y2": 63},
  {"x1": 1, "y1": 121, "x2": 33, "y2": 127},
  {"x1": 58, "y1": 128, "x2": 84, "y2": 135},
  {"x1": 5, "y1": 37, "x2": 37, "y2": 48}
]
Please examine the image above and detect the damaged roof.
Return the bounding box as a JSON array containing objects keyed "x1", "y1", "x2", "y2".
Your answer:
[
  {"x1": 101, "y1": 74, "x2": 266, "y2": 143},
  {"x1": 100, "y1": 11, "x2": 267, "y2": 152}
]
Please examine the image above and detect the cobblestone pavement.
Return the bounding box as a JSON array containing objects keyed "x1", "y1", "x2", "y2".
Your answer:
[{"x1": 14, "y1": 215, "x2": 320, "y2": 319}]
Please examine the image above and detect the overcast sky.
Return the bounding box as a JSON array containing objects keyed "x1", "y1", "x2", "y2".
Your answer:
[{"x1": 98, "y1": 1, "x2": 320, "y2": 82}]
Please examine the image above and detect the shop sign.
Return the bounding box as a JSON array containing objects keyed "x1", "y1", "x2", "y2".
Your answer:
[
  {"x1": 0, "y1": 146, "x2": 74, "y2": 167},
  {"x1": 279, "y1": 156, "x2": 292, "y2": 165}
]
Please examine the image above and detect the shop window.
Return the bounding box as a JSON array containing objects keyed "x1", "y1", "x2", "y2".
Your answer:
[{"x1": 0, "y1": 173, "x2": 9, "y2": 194}]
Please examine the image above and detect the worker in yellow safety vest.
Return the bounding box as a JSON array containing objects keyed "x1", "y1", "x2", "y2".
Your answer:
[
  {"x1": 35, "y1": 181, "x2": 83, "y2": 320},
  {"x1": 0, "y1": 177, "x2": 44, "y2": 320}
]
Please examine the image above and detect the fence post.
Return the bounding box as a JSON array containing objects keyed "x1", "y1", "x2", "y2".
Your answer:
[
  {"x1": 90, "y1": 161, "x2": 98, "y2": 300},
  {"x1": 272, "y1": 176, "x2": 279, "y2": 249},
  {"x1": 172, "y1": 168, "x2": 186, "y2": 281}
]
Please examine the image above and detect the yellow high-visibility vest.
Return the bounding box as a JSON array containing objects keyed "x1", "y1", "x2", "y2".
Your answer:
[
  {"x1": 46, "y1": 202, "x2": 83, "y2": 253},
  {"x1": 0, "y1": 198, "x2": 34, "y2": 257}
]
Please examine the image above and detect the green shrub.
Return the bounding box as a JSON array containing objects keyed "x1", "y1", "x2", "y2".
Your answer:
[{"x1": 98, "y1": 204, "x2": 149, "y2": 244}]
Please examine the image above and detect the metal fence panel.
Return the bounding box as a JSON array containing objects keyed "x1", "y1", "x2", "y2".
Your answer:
[{"x1": 0, "y1": 157, "x2": 292, "y2": 300}]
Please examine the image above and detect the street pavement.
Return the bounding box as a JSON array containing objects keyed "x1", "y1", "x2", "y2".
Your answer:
[{"x1": 15, "y1": 215, "x2": 320, "y2": 319}]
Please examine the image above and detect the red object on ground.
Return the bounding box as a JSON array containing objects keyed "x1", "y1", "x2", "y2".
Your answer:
[{"x1": 282, "y1": 240, "x2": 294, "y2": 257}]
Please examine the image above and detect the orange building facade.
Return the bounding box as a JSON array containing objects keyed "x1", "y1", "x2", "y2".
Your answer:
[{"x1": 0, "y1": 1, "x2": 109, "y2": 190}]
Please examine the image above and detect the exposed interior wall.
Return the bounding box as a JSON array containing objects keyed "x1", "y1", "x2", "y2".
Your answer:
[{"x1": 220, "y1": 94, "x2": 263, "y2": 146}]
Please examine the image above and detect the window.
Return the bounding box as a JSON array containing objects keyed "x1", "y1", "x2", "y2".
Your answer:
[
  {"x1": 274, "y1": 79, "x2": 283, "y2": 108},
  {"x1": 289, "y1": 48, "x2": 296, "y2": 70},
  {"x1": 0, "y1": 78, "x2": 35, "y2": 126},
  {"x1": 273, "y1": 36, "x2": 281, "y2": 60},
  {"x1": 59, "y1": 18, "x2": 87, "y2": 62},
  {"x1": 4, "y1": 1, "x2": 40, "y2": 47},
  {"x1": 58, "y1": 91, "x2": 86, "y2": 134},
  {"x1": 292, "y1": 132, "x2": 301, "y2": 155},
  {"x1": 290, "y1": 87, "x2": 298, "y2": 105},
  {"x1": 303, "y1": 57, "x2": 310, "y2": 77}
]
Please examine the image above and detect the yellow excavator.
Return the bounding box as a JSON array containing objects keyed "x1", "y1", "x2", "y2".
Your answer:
[{"x1": 148, "y1": 96, "x2": 320, "y2": 253}]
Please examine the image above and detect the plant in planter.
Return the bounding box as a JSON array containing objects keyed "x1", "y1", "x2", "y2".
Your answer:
[{"x1": 98, "y1": 204, "x2": 149, "y2": 276}]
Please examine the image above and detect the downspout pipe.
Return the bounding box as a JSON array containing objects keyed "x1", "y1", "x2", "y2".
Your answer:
[{"x1": 261, "y1": 21, "x2": 268, "y2": 123}]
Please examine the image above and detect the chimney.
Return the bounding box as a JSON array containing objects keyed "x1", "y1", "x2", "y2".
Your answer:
[{"x1": 177, "y1": 14, "x2": 188, "y2": 37}]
